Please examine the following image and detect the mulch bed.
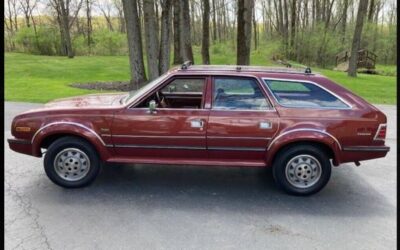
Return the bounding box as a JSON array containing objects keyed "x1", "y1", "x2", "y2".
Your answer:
[{"x1": 69, "y1": 81, "x2": 132, "y2": 91}]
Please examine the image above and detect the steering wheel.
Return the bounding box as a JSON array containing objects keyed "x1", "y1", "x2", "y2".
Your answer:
[{"x1": 156, "y1": 91, "x2": 169, "y2": 108}]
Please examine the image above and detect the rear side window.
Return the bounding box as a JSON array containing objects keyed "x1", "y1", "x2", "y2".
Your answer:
[
  {"x1": 263, "y1": 79, "x2": 350, "y2": 109},
  {"x1": 213, "y1": 77, "x2": 271, "y2": 110}
]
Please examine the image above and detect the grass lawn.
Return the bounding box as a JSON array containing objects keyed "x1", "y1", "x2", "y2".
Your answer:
[{"x1": 5, "y1": 49, "x2": 397, "y2": 104}]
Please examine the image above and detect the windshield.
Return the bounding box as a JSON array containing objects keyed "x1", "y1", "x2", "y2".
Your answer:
[{"x1": 123, "y1": 72, "x2": 171, "y2": 104}]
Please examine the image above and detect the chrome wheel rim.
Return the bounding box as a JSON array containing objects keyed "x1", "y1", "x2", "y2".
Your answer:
[
  {"x1": 285, "y1": 154, "x2": 322, "y2": 189},
  {"x1": 53, "y1": 148, "x2": 91, "y2": 181}
]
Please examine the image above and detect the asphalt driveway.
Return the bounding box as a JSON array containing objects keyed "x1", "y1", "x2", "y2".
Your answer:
[{"x1": 4, "y1": 102, "x2": 397, "y2": 250}]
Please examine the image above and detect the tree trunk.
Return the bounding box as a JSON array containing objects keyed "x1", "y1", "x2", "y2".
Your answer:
[
  {"x1": 368, "y1": 0, "x2": 375, "y2": 22},
  {"x1": 201, "y1": 0, "x2": 210, "y2": 64},
  {"x1": 143, "y1": 0, "x2": 160, "y2": 80},
  {"x1": 172, "y1": 0, "x2": 183, "y2": 64},
  {"x1": 159, "y1": 0, "x2": 172, "y2": 74},
  {"x1": 180, "y1": 0, "x2": 194, "y2": 62},
  {"x1": 348, "y1": 0, "x2": 368, "y2": 77},
  {"x1": 122, "y1": 0, "x2": 147, "y2": 88},
  {"x1": 340, "y1": 0, "x2": 348, "y2": 44},
  {"x1": 236, "y1": 0, "x2": 254, "y2": 65},
  {"x1": 290, "y1": 0, "x2": 296, "y2": 58},
  {"x1": 212, "y1": 0, "x2": 217, "y2": 42},
  {"x1": 59, "y1": 2, "x2": 74, "y2": 58},
  {"x1": 86, "y1": 0, "x2": 93, "y2": 54}
]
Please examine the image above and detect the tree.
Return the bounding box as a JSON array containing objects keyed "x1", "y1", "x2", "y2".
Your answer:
[
  {"x1": 96, "y1": 0, "x2": 115, "y2": 31},
  {"x1": 159, "y1": 0, "x2": 173, "y2": 74},
  {"x1": 85, "y1": 0, "x2": 94, "y2": 54},
  {"x1": 348, "y1": 0, "x2": 369, "y2": 77},
  {"x1": 143, "y1": 0, "x2": 159, "y2": 80},
  {"x1": 122, "y1": 0, "x2": 147, "y2": 88},
  {"x1": 236, "y1": 0, "x2": 254, "y2": 65},
  {"x1": 172, "y1": 0, "x2": 183, "y2": 64},
  {"x1": 49, "y1": 0, "x2": 83, "y2": 58},
  {"x1": 180, "y1": 0, "x2": 194, "y2": 62},
  {"x1": 201, "y1": 0, "x2": 210, "y2": 64}
]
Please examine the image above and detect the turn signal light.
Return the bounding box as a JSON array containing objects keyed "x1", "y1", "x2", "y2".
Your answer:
[{"x1": 15, "y1": 126, "x2": 31, "y2": 132}]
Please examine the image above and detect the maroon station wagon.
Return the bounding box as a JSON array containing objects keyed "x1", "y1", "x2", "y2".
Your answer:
[{"x1": 8, "y1": 62, "x2": 390, "y2": 195}]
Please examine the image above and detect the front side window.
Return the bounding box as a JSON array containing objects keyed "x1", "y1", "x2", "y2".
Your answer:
[
  {"x1": 212, "y1": 77, "x2": 270, "y2": 110},
  {"x1": 136, "y1": 77, "x2": 205, "y2": 109},
  {"x1": 263, "y1": 79, "x2": 350, "y2": 109}
]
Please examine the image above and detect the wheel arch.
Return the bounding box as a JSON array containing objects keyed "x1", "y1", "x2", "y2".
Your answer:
[
  {"x1": 32, "y1": 122, "x2": 112, "y2": 161},
  {"x1": 266, "y1": 130, "x2": 341, "y2": 167}
]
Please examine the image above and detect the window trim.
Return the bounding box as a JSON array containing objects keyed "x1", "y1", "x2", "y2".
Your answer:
[
  {"x1": 211, "y1": 75, "x2": 275, "y2": 112},
  {"x1": 262, "y1": 77, "x2": 353, "y2": 110},
  {"x1": 128, "y1": 75, "x2": 208, "y2": 110}
]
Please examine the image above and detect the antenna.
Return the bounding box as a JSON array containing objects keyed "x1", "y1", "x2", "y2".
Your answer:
[{"x1": 181, "y1": 61, "x2": 193, "y2": 70}]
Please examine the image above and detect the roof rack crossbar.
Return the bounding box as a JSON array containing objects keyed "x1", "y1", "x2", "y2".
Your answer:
[{"x1": 181, "y1": 60, "x2": 193, "y2": 70}]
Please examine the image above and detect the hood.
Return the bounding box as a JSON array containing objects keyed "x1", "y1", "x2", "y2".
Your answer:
[{"x1": 44, "y1": 93, "x2": 127, "y2": 108}]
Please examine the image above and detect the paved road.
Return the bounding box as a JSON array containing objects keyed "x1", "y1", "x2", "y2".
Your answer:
[{"x1": 4, "y1": 102, "x2": 397, "y2": 250}]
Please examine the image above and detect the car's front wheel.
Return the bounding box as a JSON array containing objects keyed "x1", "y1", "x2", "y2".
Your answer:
[
  {"x1": 272, "y1": 144, "x2": 332, "y2": 196},
  {"x1": 44, "y1": 136, "x2": 101, "y2": 188}
]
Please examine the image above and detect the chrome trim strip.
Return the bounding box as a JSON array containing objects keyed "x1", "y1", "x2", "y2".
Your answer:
[
  {"x1": 32, "y1": 122, "x2": 107, "y2": 146},
  {"x1": 373, "y1": 124, "x2": 387, "y2": 141},
  {"x1": 207, "y1": 136, "x2": 271, "y2": 140},
  {"x1": 267, "y1": 128, "x2": 342, "y2": 151},
  {"x1": 261, "y1": 77, "x2": 353, "y2": 110},
  {"x1": 208, "y1": 146, "x2": 266, "y2": 152},
  {"x1": 112, "y1": 135, "x2": 204, "y2": 139},
  {"x1": 342, "y1": 146, "x2": 390, "y2": 152},
  {"x1": 114, "y1": 144, "x2": 206, "y2": 150}
]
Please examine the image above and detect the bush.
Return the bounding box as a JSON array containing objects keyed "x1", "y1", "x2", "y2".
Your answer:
[
  {"x1": 14, "y1": 26, "x2": 60, "y2": 55},
  {"x1": 92, "y1": 29, "x2": 127, "y2": 55}
]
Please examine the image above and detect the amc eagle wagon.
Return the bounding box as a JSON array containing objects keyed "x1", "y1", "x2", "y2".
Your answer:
[{"x1": 8, "y1": 62, "x2": 390, "y2": 195}]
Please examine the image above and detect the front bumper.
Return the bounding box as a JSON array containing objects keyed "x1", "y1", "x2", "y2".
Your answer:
[{"x1": 8, "y1": 138, "x2": 35, "y2": 156}]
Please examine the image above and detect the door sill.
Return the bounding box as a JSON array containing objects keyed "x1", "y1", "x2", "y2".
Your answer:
[{"x1": 106, "y1": 157, "x2": 266, "y2": 167}]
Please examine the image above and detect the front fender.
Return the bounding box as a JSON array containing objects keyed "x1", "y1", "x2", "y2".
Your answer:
[
  {"x1": 32, "y1": 121, "x2": 112, "y2": 161},
  {"x1": 265, "y1": 129, "x2": 342, "y2": 167}
]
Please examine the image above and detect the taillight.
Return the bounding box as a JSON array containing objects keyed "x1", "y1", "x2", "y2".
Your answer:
[{"x1": 374, "y1": 124, "x2": 387, "y2": 141}]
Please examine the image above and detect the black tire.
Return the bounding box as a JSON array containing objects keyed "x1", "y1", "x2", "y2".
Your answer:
[
  {"x1": 44, "y1": 136, "x2": 101, "y2": 188},
  {"x1": 272, "y1": 144, "x2": 331, "y2": 196}
]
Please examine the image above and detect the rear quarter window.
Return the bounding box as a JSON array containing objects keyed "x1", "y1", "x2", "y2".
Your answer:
[{"x1": 263, "y1": 79, "x2": 350, "y2": 109}]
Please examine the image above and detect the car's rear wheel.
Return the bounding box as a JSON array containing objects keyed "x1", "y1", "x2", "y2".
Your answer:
[
  {"x1": 272, "y1": 144, "x2": 331, "y2": 196},
  {"x1": 44, "y1": 136, "x2": 101, "y2": 188}
]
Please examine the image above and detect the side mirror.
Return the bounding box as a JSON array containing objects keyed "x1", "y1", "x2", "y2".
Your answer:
[{"x1": 148, "y1": 100, "x2": 157, "y2": 114}]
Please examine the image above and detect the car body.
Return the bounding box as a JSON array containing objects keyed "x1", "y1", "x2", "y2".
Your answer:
[{"x1": 8, "y1": 63, "x2": 390, "y2": 195}]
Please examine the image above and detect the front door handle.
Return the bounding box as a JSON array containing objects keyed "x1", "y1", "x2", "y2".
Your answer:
[{"x1": 190, "y1": 119, "x2": 204, "y2": 128}]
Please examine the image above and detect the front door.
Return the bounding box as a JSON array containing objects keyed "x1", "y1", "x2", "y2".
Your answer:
[
  {"x1": 111, "y1": 76, "x2": 209, "y2": 161},
  {"x1": 207, "y1": 76, "x2": 279, "y2": 164}
]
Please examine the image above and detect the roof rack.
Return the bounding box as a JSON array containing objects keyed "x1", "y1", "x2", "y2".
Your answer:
[
  {"x1": 181, "y1": 61, "x2": 193, "y2": 70},
  {"x1": 179, "y1": 65, "x2": 315, "y2": 75}
]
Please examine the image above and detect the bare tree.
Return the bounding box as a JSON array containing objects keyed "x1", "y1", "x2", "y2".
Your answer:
[
  {"x1": 49, "y1": 0, "x2": 83, "y2": 58},
  {"x1": 348, "y1": 0, "x2": 369, "y2": 77},
  {"x1": 20, "y1": 0, "x2": 38, "y2": 28},
  {"x1": 201, "y1": 0, "x2": 210, "y2": 64},
  {"x1": 159, "y1": 0, "x2": 173, "y2": 73},
  {"x1": 143, "y1": 0, "x2": 159, "y2": 80},
  {"x1": 113, "y1": 0, "x2": 125, "y2": 32},
  {"x1": 122, "y1": 0, "x2": 147, "y2": 88},
  {"x1": 86, "y1": 0, "x2": 94, "y2": 53},
  {"x1": 236, "y1": 0, "x2": 254, "y2": 65},
  {"x1": 96, "y1": 0, "x2": 115, "y2": 31}
]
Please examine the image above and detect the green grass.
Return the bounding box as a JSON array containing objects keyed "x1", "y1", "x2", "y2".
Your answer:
[{"x1": 5, "y1": 46, "x2": 397, "y2": 104}]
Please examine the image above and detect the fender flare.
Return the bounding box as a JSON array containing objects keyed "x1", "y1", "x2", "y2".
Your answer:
[
  {"x1": 265, "y1": 128, "x2": 342, "y2": 166},
  {"x1": 31, "y1": 122, "x2": 112, "y2": 160}
]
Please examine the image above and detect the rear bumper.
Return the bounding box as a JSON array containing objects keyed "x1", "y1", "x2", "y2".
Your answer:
[
  {"x1": 339, "y1": 145, "x2": 390, "y2": 164},
  {"x1": 8, "y1": 138, "x2": 37, "y2": 156}
]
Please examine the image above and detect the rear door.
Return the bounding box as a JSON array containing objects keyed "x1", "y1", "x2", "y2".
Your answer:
[{"x1": 206, "y1": 76, "x2": 279, "y2": 164}]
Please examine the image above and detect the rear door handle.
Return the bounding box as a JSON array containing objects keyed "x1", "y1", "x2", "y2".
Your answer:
[
  {"x1": 259, "y1": 121, "x2": 272, "y2": 129},
  {"x1": 190, "y1": 119, "x2": 204, "y2": 128}
]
